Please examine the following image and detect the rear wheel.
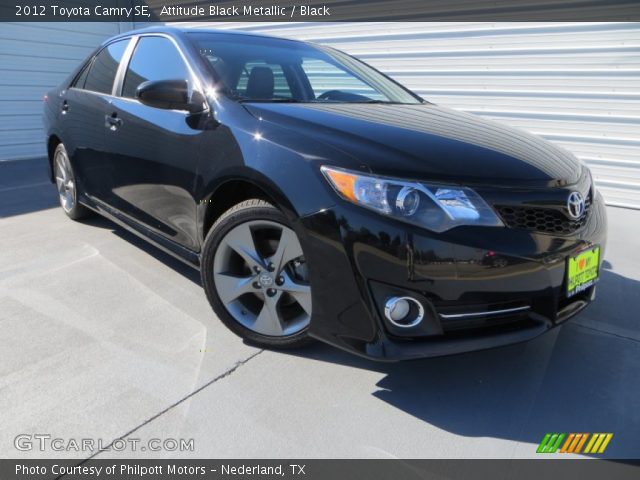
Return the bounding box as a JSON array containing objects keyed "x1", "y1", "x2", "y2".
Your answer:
[
  {"x1": 53, "y1": 143, "x2": 92, "y2": 220},
  {"x1": 201, "y1": 199, "x2": 312, "y2": 349}
]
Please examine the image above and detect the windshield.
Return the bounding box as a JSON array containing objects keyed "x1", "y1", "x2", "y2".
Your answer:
[{"x1": 189, "y1": 32, "x2": 422, "y2": 104}]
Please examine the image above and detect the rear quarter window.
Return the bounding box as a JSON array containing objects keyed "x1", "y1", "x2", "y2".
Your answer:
[{"x1": 71, "y1": 62, "x2": 90, "y2": 89}]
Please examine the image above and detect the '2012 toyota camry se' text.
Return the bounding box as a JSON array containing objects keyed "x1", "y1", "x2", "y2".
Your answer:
[{"x1": 43, "y1": 27, "x2": 607, "y2": 361}]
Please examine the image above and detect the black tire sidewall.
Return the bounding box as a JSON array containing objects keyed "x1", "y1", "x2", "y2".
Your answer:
[{"x1": 201, "y1": 200, "x2": 311, "y2": 349}]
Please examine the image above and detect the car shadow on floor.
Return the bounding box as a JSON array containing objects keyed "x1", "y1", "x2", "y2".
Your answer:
[
  {"x1": 82, "y1": 215, "x2": 203, "y2": 285},
  {"x1": 279, "y1": 263, "x2": 640, "y2": 459}
]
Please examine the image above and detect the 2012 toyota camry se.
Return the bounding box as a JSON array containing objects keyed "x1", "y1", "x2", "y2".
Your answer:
[{"x1": 43, "y1": 26, "x2": 607, "y2": 361}]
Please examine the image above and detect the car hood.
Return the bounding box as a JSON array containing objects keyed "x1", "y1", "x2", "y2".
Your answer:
[{"x1": 243, "y1": 102, "x2": 582, "y2": 187}]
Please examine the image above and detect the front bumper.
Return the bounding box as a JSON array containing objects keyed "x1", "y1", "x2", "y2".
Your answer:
[{"x1": 298, "y1": 190, "x2": 607, "y2": 361}]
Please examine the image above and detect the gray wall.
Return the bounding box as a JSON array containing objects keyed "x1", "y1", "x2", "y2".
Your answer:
[{"x1": 0, "y1": 22, "x2": 131, "y2": 162}]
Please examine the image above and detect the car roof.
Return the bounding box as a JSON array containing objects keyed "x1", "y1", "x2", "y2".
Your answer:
[{"x1": 106, "y1": 25, "x2": 305, "y2": 45}]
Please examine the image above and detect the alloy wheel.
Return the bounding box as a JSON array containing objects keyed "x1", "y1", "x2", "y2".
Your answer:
[
  {"x1": 54, "y1": 149, "x2": 76, "y2": 213},
  {"x1": 213, "y1": 220, "x2": 311, "y2": 337}
]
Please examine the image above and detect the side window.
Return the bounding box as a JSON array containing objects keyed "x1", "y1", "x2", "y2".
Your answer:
[
  {"x1": 71, "y1": 62, "x2": 90, "y2": 89},
  {"x1": 122, "y1": 36, "x2": 189, "y2": 99},
  {"x1": 84, "y1": 40, "x2": 129, "y2": 95},
  {"x1": 236, "y1": 61, "x2": 292, "y2": 99},
  {"x1": 301, "y1": 57, "x2": 382, "y2": 100}
]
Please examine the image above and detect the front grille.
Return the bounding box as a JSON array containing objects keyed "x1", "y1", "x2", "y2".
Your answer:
[{"x1": 496, "y1": 193, "x2": 591, "y2": 235}]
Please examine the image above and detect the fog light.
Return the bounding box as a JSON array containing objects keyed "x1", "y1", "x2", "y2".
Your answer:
[
  {"x1": 386, "y1": 297, "x2": 410, "y2": 321},
  {"x1": 384, "y1": 296, "x2": 424, "y2": 328}
]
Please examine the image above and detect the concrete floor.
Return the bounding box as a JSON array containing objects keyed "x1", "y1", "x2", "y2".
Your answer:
[{"x1": 1, "y1": 158, "x2": 639, "y2": 459}]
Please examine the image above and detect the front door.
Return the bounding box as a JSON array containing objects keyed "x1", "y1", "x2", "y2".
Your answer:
[{"x1": 104, "y1": 35, "x2": 203, "y2": 251}]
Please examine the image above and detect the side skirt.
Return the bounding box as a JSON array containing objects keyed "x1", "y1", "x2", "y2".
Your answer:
[{"x1": 80, "y1": 194, "x2": 201, "y2": 270}]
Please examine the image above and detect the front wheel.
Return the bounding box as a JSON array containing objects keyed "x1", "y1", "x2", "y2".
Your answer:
[{"x1": 201, "y1": 199, "x2": 313, "y2": 349}]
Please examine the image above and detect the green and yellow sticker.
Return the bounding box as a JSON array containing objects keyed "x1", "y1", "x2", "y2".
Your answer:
[{"x1": 567, "y1": 246, "x2": 600, "y2": 297}]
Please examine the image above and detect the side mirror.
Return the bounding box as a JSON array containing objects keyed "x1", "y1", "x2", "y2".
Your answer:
[{"x1": 136, "y1": 79, "x2": 206, "y2": 113}]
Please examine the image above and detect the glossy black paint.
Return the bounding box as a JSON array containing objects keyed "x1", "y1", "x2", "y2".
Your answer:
[{"x1": 43, "y1": 26, "x2": 607, "y2": 361}]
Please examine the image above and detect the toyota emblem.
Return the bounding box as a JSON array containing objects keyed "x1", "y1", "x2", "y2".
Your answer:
[{"x1": 567, "y1": 192, "x2": 585, "y2": 219}]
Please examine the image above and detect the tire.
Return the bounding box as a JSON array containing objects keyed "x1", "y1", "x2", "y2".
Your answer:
[
  {"x1": 52, "y1": 143, "x2": 93, "y2": 220},
  {"x1": 201, "y1": 199, "x2": 313, "y2": 349}
]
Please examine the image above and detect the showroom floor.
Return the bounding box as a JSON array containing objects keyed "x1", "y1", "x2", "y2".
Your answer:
[{"x1": 1, "y1": 158, "x2": 639, "y2": 459}]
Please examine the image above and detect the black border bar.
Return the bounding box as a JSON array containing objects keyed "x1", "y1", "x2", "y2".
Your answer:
[
  {"x1": 3, "y1": 459, "x2": 640, "y2": 480},
  {"x1": 4, "y1": 0, "x2": 640, "y2": 22}
]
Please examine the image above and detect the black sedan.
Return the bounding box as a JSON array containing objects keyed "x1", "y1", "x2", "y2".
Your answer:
[{"x1": 43, "y1": 26, "x2": 606, "y2": 360}]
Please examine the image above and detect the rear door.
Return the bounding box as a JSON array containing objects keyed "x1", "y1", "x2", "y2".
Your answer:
[
  {"x1": 103, "y1": 35, "x2": 203, "y2": 251},
  {"x1": 61, "y1": 39, "x2": 131, "y2": 201}
]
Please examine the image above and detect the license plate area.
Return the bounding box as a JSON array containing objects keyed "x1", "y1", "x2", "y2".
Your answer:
[{"x1": 566, "y1": 246, "x2": 600, "y2": 298}]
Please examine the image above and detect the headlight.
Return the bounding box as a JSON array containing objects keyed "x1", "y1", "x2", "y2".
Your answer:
[{"x1": 321, "y1": 166, "x2": 503, "y2": 232}]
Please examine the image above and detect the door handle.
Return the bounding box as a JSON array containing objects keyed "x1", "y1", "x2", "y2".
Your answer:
[
  {"x1": 61, "y1": 100, "x2": 69, "y2": 114},
  {"x1": 105, "y1": 112, "x2": 123, "y2": 130}
]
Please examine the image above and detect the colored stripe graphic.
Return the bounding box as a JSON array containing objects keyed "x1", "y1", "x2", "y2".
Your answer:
[
  {"x1": 537, "y1": 433, "x2": 566, "y2": 453},
  {"x1": 537, "y1": 434, "x2": 552, "y2": 453},
  {"x1": 560, "y1": 433, "x2": 589, "y2": 453},
  {"x1": 539, "y1": 433, "x2": 612, "y2": 454},
  {"x1": 560, "y1": 434, "x2": 575, "y2": 453},
  {"x1": 584, "y1": 433, "x2": 613, "y2": 454},
  {"x1": 574, "y1": 433, "x2": 589, "y2": 453}
]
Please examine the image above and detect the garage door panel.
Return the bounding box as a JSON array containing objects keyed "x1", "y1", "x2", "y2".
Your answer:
[
  {"x1": 0, "y1": 114, "x2": 41, "y2": 131},
  {"x1": 0, "y1": 143, "x2": 44, "y2": 162},
  {"x1": 0, "y1": 70, "x2": 71, "y2": 88},
  {"x1": 0, "y1": 39, "x2": 94, "y2": 59},
  {"x1": 0, "y1": 86, "x2": 56, "y2": 102},
  {"x1": 397, "y1": 76, "x2": 640, "y2": 93},
  {"x1": 0, "y1": 22, "x2": 118, "y2": 44},
  {"x1": 1, "y1": 22, "x2": 126, "y2": 162},
  {"x1": 0, "y1": 54, "x2": 79, "y2": 74}
]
